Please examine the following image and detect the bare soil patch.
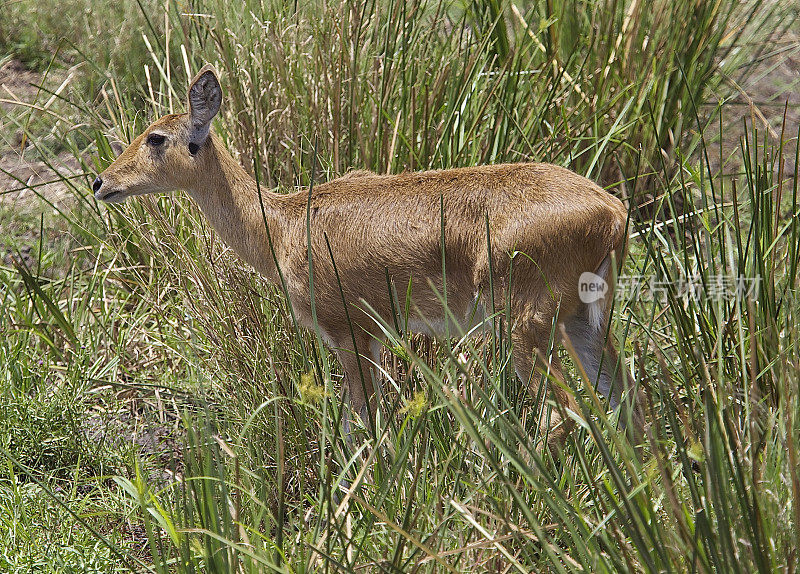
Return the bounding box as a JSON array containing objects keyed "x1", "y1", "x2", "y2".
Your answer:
[
  {"x1": 707, "y1": 27, "x2": 800, "y2": 176},
  {"x1": 0, "y1": 151, "x2": 82, "y2": 207},
  {"x1": 0, "y1": 59, "x2": 40, "y2": 112},
  {"x1": 0, "y1": 59, "x2": 82, "y2": 209}
]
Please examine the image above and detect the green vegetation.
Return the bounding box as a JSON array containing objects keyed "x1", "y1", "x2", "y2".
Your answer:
[{"x1": 1, "y1": 0, "x2": 799, "y2": 571}]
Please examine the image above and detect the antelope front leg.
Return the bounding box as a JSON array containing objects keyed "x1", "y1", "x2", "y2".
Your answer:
[{"x1": 335, "y1": 338, "x2": 378, "y2": 442}]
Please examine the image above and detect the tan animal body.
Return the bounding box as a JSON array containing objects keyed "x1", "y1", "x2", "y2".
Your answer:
[{"x1": 94, "y1": 65, "x2": 643, "y2": 450}]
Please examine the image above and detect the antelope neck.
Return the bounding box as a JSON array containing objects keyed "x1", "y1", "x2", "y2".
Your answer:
[{"x1": 186, "y1": 134, "x2": 284, "y2": 282}]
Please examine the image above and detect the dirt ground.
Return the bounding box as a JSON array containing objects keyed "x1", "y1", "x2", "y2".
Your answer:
[
  {"x1": 707, "y1": 26, "x2": 800, "y2": 176},
  {"x1": 0, "y1": 59, "x2": 82, "y2": 209}
]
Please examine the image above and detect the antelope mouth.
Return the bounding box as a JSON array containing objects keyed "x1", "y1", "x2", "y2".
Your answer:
[{"x1": 95, "y1": 189, "x2": 128, "y2": 204}]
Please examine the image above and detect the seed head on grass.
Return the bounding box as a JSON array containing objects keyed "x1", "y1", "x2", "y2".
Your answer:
[
  {"x1": 400, "y1": 389, "x2": 427, "y2": 418},
  {"x1": 298, "y1": 371, "x2": 327, "y2": 405}
]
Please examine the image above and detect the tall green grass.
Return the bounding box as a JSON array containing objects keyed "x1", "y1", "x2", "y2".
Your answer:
[
  {"x1": 1, "y1": 0, "x2": 798, "y2": 571},
  {"x1": 203, "y1": 0, "x2": 780, "y2": 192}
]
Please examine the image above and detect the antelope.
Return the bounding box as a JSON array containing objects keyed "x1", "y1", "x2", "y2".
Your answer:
[{"x1": 94, "y1": 65, "x2": 644, "y2": 452}]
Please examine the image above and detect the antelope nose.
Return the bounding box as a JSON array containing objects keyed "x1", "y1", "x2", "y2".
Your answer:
[{"x1": 92, "y1": 177, "x2": 103, "y2": 193}]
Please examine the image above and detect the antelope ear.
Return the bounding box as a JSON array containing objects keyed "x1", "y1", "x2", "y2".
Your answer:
[{"x1": 187, "y1": 64, "x2": 222, "y2": 149}]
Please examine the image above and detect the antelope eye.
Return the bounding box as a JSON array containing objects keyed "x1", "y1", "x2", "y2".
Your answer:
[{"x1": 146, "y1": 133, "x2": 166, "y2": 147}]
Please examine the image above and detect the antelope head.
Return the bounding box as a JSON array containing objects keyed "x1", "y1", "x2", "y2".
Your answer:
[{"x1": 93, "y1": 65, "x2": 222, "y2": 203}]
